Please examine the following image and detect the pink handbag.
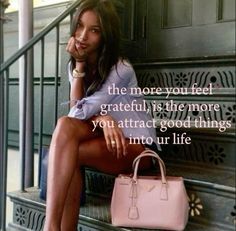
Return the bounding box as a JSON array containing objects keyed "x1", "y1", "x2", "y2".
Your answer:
[{"x1": 111, "y1": 149, "x2": 189, "y2": 230}]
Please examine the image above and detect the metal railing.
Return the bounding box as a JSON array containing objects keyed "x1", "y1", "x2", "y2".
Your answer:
[{"x1": 0, "y1": 1, "x2": 81, "y2": 229}]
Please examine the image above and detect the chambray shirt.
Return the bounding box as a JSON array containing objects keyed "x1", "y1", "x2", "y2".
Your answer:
[{"x1": 67, "y1": 60, "x2": 160, "y2": 150}]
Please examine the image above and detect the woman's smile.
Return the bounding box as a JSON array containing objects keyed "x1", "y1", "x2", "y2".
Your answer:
[{"x1": 75, "y1": 40, "x2": 88, "y2": 50}]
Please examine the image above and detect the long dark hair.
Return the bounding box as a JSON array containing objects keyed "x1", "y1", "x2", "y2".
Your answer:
[{"x1": 70, "y1": 0, "x2": 121, "y2": 95}]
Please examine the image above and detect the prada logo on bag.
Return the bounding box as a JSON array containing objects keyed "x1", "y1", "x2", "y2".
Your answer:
[{"x1": 141, "y1": 184, "x2": 156, "y2": 192}]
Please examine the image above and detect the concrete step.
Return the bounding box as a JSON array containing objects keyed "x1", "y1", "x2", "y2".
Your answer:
[{"x1": 7, "y1": 186, "x2": 235, "y2": 231}]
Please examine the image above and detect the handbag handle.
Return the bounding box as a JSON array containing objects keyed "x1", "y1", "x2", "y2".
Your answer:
[
  {"x1": 132, "y1": 149, "x2": 167, "y2": 184},
  {"x1": 132, "y1": 149, "x2": 166, "y2": 175}
]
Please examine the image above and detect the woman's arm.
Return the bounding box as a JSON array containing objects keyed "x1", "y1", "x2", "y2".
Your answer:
[
  {"x1": 70, "y1": 61, "x2": 86, "y2": 107},
  {"x1": 68, "y1": 60, "x2": 135, "y2": 119},
  {"x1": 66, "y1": 37, "x2": 87, "y2": 107}
]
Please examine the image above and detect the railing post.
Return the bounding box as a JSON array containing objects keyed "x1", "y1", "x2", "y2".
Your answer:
[
  {"x1": 0, "y1": 1, "x2": 10, "y2": 230},
  {"x1": 19, "y1": 0, "x2": 34, "y2": 189}
]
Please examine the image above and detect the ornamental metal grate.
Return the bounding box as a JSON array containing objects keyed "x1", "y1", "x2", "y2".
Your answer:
[{"x1": 0, "y1": 1, "x2": 82, "y2": 229}]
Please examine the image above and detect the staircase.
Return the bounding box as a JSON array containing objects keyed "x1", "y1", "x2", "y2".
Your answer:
[
  {"x1": 7, "y1": 163, "x2": 235, "y2": 231},
  {"x1": 7, "y1": 56, "x2": 236, "y2": 230}
]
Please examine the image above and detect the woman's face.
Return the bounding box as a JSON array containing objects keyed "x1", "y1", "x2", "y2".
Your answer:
[{"x1": 74, "y1": 10, "x2": 103, "y2": 61}]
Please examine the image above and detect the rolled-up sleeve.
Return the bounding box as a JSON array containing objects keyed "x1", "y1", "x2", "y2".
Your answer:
[{"x1": 68, "y1": 60, "x2": 135, "y2": 120}]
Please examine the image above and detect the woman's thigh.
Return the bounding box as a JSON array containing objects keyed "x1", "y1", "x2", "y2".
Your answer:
[
  {"x1": 55, "y1": 117, "x2": 152, "y2": 174},
  {"x1": 78, "y1": 137, "x2": 152, "y2": 175}
]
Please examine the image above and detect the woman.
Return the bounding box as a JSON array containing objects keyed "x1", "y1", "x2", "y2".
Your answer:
[{"x1": 43, "y1": 0, "x2": 160, "y2": 230}]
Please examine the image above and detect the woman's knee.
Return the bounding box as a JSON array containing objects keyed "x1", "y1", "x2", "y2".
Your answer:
[{"x1": 53, "y1": 116, "x2": 80, "y2": 141}]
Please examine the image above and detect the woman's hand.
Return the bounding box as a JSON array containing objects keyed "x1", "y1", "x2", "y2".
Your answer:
[
  {"x1": 66, "y1": 37, "x2": 88, "y2": 62},
  {"x1": 93, "y1": 115, "x2": 127, "y2": 158}
]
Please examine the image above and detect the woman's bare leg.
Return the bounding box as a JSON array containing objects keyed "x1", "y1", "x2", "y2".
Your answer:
[
  {"x1": 43, "y1": 116, "x2": 99, "y2": 231},
  {"x1": 60, "y1": 137, "x2": 152, "y2": 231},
  {"x1": 44, "y1": 116, "x2": 152, "y2": 231},
  {"x1": 60, "y1": 167, "x2": 82, "y2": 231}
]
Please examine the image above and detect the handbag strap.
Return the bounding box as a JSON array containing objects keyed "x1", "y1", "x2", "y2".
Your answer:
[
  {"x1": 132, "y1": 149, "x2": 166, "y2": 175},
  {"x1": 132, "y1": 149, "x2": 167, "y2": 184}
]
